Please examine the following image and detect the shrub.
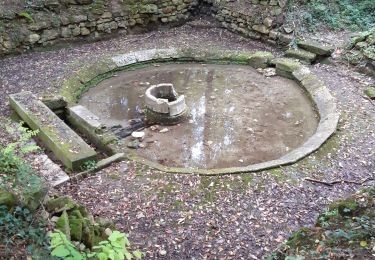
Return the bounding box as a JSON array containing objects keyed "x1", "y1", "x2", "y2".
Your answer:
[{"x1": 286, "y1": 0, "x2": 375, "y2": 32}]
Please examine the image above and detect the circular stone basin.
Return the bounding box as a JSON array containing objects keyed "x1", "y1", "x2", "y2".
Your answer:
[{"x1": 79, "y1": 63, "x2": 319, "y2": 169}]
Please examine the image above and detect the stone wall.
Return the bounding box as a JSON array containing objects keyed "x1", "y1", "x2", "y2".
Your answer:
[
  {"x1": 205, "y1": 0, "x2": 291, "y2": 45},
  {"x1": 0, "y1": 0, "x2": 291, "y2": 56},
  {"x1": 0, "y1": 0, "x2": 199, "y2": 55}
]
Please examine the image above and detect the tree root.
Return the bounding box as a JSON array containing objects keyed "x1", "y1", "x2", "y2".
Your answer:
[{"x1": 304, "y1": 176, "x2": 375, "y2": 186}]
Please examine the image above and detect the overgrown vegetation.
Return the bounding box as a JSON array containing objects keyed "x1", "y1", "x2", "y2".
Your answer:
[
  {"x1": 286, "y1": 0, "x2": 375, "y2": 33},
  {"x1": 50, "y1": 230, "x2": 143, "y2": 260},
  {"x1": 271, "y1": 189, "x2": 375, "y2": 259},
  {"x1": 0, "y1": 205, "x2": 51, "y2": 259},
  {"x1": 0, "y1": 122, "x2": 46, "y2": 209}
]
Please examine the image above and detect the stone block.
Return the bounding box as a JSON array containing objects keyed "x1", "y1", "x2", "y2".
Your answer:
[
  {"x1": 285, "y1": 48, "x2": 317, "y2": 64},
  {"x1": 252, "y1": 24, "x2": 269, "y2": 34},
  {"x1": 68, "y1": 105, "x2": 103, "y2": 131},
  {"x1": 297, "y1": 40, "x2": 334, "y2": 56},
  {"x1": 9, "y1": 92, "x2": 97, "y2": 171}
]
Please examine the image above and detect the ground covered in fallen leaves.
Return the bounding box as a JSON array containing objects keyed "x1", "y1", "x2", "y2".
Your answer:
[{"x1": 1, "y1": 18, "x2": 374, "y2": 259}]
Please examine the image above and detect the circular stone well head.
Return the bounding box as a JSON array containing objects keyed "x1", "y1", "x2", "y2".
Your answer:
[{"x1": 145, "y1": 83, "x2": 188, "y2": 125}]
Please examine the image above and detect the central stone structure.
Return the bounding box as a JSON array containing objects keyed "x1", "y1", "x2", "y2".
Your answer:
[{"x1": 145, "y1": 83, "x2": 188, "y2": 125}]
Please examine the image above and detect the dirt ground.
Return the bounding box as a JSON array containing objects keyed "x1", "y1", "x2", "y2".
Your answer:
[{"x1": 1, "y1": 20, "x2": 374, "y2": 259}]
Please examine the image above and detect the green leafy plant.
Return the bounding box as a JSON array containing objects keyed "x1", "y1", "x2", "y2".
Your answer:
[
  {"x1": 286, "y1": 0, "x2": 375, "y2": 33},
  {"x1": 0, "y1": 205, "x2": 50, "y2": 258},
  {"x1": 50, "y1": 230, "x2": 143, "y2": 260},
  {"x1": 0, "y1": 123, "x2": 39, "y2": 176},
  {"x1": 318, "y1": 208, "x2": 339, "y2": 227},
  {"x1": 81, "y1": 160, "x2": 97, "y2": 171},
  {"x1": 50, "y1": 230, "x2": 85, "y2": 260},
  {"x1": 89, "y1": 231, "x2": 142, "y2": 260}
]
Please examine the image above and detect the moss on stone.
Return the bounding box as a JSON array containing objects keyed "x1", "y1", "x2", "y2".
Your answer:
[
  {"x1": 46, "y1": 196, "x2": 78, "y2": 213},
  {"x1": 248, "y1": 51, "x2": 274, "y2": 68},
  {"x1": 0, "y1": 189, "x2": 17, "y2": 209},
  {"x1": 56, "y1": 210, "x2": 71, "y2": 240},
  {"x1": 285, "y1": 48, "x2": 317, "y2": 64},
  {"x1": 364, "y1": 87, "x2": 375, "y2": 99},
  {"x1": 273, "y1": 58, "x2": 302, "y2": 72}
]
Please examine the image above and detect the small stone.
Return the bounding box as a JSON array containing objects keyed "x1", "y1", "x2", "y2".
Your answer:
[
  {"x1": 159, "y1": 128, "x2": 169, "y2": 133},
  {"x1": 51, "y1": 216, "x2": 59, "y2": 222},
  {"x1": 210, "y1": 96, "x2": 216, "y2": 100},
  {"x1": 207, "y1": 140, "x2": 213, "y2": 145},
  {"x1": 150, "y1": 125, "x2": 159, "y2": 131},
  {"x1": 283, "y1": 26, "x2": 293, "y2": 34},
  {"x1": 80, "y1": 27, "x2": 90, "y2": 36},
  {"x1": 104, "y1": 228, "x2": 112, "y2": 236},
  {"x1": 136, "y1": 212, "x2": 145, "y2": 219},
  {"x1": 79, "y1": 243, "x2": 86, "y2": 251},
  {"x1": 238, "y1": 159, "x2": 244, "y2": 163},
  {"x1": 159, "y1": 249, "x2": 167, "y2": 256},
  {"x1": 131, "y1": 131, "x2": 145, "y2": 140},
  {"x1": 28, "y1": 34, "x2": 40, "y2": 44}
]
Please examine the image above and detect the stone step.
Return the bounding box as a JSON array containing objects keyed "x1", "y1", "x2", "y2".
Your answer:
[
  {"x1": 285, "y1": 47, "x2": 317, "y2": 64},
  {"x1": 297, "y1": 40, "x2": 334, "y2": 57},
  {"x1": 9, "y1": 91, "x2": 97, "y2": 171}
]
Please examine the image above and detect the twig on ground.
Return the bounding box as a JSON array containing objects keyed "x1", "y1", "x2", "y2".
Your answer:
[
  {"x1": 305, "y1": 177, "x2": 375, "y2": 186},
  {"x1": 363, "y1": 96, "x2": 375, "y2": 107}
]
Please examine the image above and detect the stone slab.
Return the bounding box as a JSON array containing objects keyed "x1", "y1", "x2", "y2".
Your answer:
[
  {"x1": 9, "y1": 92, "x2": 97, "y2": 171},
  {"x1": 285, "y1": 48, "x2": 317, "y2": 64},
  {"x1": 297, "y1": 40, "x2": 334, "y2": 56},
  {"x1": 68, "y1": 105, "x2": 102, "y2": 131}
]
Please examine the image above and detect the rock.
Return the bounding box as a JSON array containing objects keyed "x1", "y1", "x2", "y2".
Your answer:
[
  {"x1": 364, "y1": 87, "x2": 375, "y2": 99},
  {"x1": 61, "y1": 27, "x2": 72, "y2": 38},
  {"x1": 104, "y1": 228, "x2": 112, "y2": 236},
  {"x1": 80, "y1": 27, "x2": 90, "y2": 36},
  {"x1": 69, "y1": 218, "x2": 83, "y2": 241},
  {"x1": 297, "y1": 40, "x2": 334, "y2": 56},
  {"x1": 28, "y1": 34, "x2": 41, "y2": 44},
  {"x1": 56, "y1": 210, "x2": 71, "y2": 239},
  {"x1": 283, "y1": 26, "x2": 293, "y2": 34},
  {"x1": 79, "y1": 243, "x2": 86, "y2": 251},
  {"x1": 46, "y1": 196, "x2": 78, "y2": 214},
  {"x1": 40, "y1": 29, "x2": 59, "y2": 42},
  {"x1": 96, "y1": 217, "x2": 115, "y2": 229},
  {"x1": 82, "y1": 218, "x2": 95, "y2": 248},
  {"x1": 263, "y1": 17, "x2": 273, "y2": 28},
  {"x1": 68, "y1": 209, "x2": 84, "y2": 241},
  {"x1": 159, "y1": 128, "x2": 169, "y2": 133},
  {"x1": 72, "y1": 15, "x2": 87, "y2": 23},
  {"x1": 248, "y1": 51, "x2": 274, "y2": 69},
  {"x1": 131, "y1": 131, "x2": 145, "y2": 140},
  {"x1": 23, "y1": 183, "x2": 48, "y2": 211},
  {"x1": 101, "y1": 12, "x2": 113, "y2": 19},
  {"x1": 252, "y1": 24, "x2": 269, "y2": 34},
  {"x1": 127, "y1": 139, "x2": 140, "y2": 149},
  {"x1": 285, "y1": 48, "x2": 317, "y2": 64},
  {"x1": 72, "y1": 26, "x2": 81, "y2": 36},
  {"x1": 159, "y1": 249, "x2": 167, "y2": 256},
  {"x1": 0, "y1": 190, "x2": 17, "y2": 209}
]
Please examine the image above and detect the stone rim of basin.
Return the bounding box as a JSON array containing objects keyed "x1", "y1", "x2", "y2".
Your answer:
[
  {"x1": 145, "y1": 83, "x2": 187, "y2": 117},
  {"x1": 58, "y1": 48, "x2": 339, "y2": 175}
]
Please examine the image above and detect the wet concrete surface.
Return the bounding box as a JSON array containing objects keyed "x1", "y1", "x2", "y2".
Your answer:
[{"x1": 80, "y1": 63, "x2": 319, "y2": 169}]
